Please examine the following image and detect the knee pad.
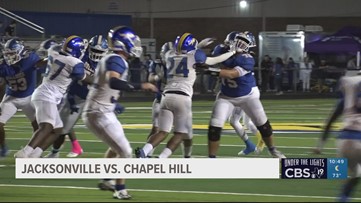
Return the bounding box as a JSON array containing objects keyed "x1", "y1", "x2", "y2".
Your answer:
[
  {"x1": 208, "y1": 126, "x2": 222, "y2": 141},
  {"x1": 257, "y1": 120, "x2": 273, "y2": 138}
]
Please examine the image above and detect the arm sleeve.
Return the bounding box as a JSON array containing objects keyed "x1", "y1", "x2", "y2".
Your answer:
[
  {"x1": 205, "y1": 51, "x2": 234, "y2": 65},
  {"x1": 109, "y1": 77, "x2": 141, "y2": 91}
]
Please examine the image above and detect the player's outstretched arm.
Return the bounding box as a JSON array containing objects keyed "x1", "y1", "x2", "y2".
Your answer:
[
  {"x1": 205, "y1": 42, "x2": 237, "y2": 65},
  {"x1": 108, "y1": 70, "x2": 157, "y2": 93}
]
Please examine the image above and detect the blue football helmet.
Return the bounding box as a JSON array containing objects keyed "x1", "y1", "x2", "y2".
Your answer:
[
  {"x1": 160, "y1": 41, "x2": 174, "y2": 61},
  {"x1": 244, "y1": 31, "x2": 256, "y2": 48},
  {"x1": 224, "y1": 31, "x2": 240, "y2": 46},
  {"x1": 2, "y1": 39, "x2": 25, "y2": 65},
  {"x1": 62, "y1": 35, "x2": 86, "y2": 59},
  {"x1": 174, "y1": 33, "x2": 198, "y2": 54},
  {"x1": 234, "y1": 32, "x2": 252, "y2": 53},
  {"x1": 88, "y1": 35, "x2": 108, "y2": 62},
  {"x1": 107, "y1": 26, "x2": 142, "y2": 58},
  {"x1": 37, "y1": 39, "x2": 58, "y2": 58}
]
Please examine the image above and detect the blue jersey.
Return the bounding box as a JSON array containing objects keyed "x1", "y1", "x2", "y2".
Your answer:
[
  {"x1": 213, "y1": 45, "x2": 256, "y2": 97},
  {"x1": 0, "y1": 52, "x2": 40, "y2": 98},
  {"x1": 68, "y1": 58, "x2": 96, "y2": 100}
]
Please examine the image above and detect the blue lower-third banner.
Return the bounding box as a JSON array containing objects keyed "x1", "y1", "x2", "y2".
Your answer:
[{"x1": 281, "y1": 158, "x2": 347, "y2": 179}]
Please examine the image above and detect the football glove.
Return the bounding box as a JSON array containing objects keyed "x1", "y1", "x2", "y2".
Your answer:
[
  {"x1": 114, "y1": 103, "x2": 125, "y2": 115},
  {"x1": 198, "y1": 37, "x2": 216, "y2": 49},
  {"x1": 111, "y1": 97, "x2": 125, "y2": 115}
]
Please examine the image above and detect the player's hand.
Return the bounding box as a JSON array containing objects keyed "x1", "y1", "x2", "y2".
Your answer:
[
  {"x1": 198, "y1": 37, "x2": 216, "y2": 49},
  {"x1": 141, "y1": 82, "x2": 158, "y2": 93},
  {"x1": 114, "y1": 103, "x2": 125, "y2": 115},
  {"x1": 70, "y1": 104, "x2": 79, "y2": 114}
]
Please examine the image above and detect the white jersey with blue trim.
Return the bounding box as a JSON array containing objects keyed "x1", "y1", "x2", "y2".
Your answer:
[
  {"x1": 339, "y1": 75, "x2": 361, "y2": 132},
  {"x1": 32, "y1": 45, "x2": 85, "y2": 104},
  {"x1": 164, "y1": 49, "x2": 205, "y2": 97},
  {"x1": 85, "y1": 53, "x2": 129, "y2": 113}
]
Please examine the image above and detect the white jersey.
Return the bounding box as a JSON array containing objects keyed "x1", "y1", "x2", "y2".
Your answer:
[
  {"x1": 164, "y1": 50, "x2": 198, "y2": 97},
  {"x1": 32, "y1": 46, "x2": 85, "y2": 104},
  {"x1": 339, "y1": 75, "x2": 361, "y2": 131},
  {"x1": 84, "y1": 53, "x2": 129, "y2": 113}
]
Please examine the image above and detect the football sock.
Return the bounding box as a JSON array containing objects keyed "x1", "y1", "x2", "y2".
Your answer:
[
  {"x1": 142, "y1": 143, "x2": 153, "y2": 156},
  {"x1": 115, "y1": 184, "x2": 125, "y2": 191},
  {"x1": 159, "y1": 148, "x2": 172, "y2": 158},
  {"x1": 30, "y1": 147, "x2": 43, "y2": 158},
  {"x1": 23, "y1": 145, "x2": 34, "y2": 156},
  {"x1": 71, "y1": 140, "x2": 82, "y2": 152},
  {"x1": 148, "y1": 149, "x2": 155, "y2": 157}
]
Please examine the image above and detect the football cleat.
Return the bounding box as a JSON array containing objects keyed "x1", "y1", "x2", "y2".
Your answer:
[
  {"x1": 98, "y1": 180, "x2": 115, "y2": 191},
  {"x1": 113, "y1": 190, "x2": 132, "y2": 200},
  {"x1": 44, "y1": 152, "x2": 60, "y2": 158},
  {"x1": 66, "y1": 149, "x2": 83, "y2": 158},
  {"x1": 14, "y1": 149, "x2": 29, "y2": 158},
  {"x1": 269, "y1": 148, "x2": 286, "y2": 158},
  {"x1": 238, "y1": 140, "x2": 257, "y2": 156},
  {"x1": 135, "y1": 147, "x2": 146, "y2": 158}
]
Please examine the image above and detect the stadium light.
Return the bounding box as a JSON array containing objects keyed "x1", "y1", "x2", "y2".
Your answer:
[{"x1": 239, "y1": 0, "x2": 248, "y2": 9}]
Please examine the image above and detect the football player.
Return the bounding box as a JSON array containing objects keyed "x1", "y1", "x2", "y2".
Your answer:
[
  {"x1": 82, "y1": 26, "x2": 157, "y2": 200},
  {"x1": 206, "y1": 32, "x2": 285, "y2": 158},
  {"x1": 228, "y1": 31, "x2": 265, "y2": 155},
  {"x1": 0, "y1": 38, "x2": 43, "y2": 157},
  {"x1": 211, "y1": 31, "x2": 256, "y2": 156},
  {"x1": 14, "y1": 35, "x2": 89, "y2": 158},
  {"x1": 144, "y1": 41, "x2": 171, "y2": 157},
  {"x1": 313, "y1": 75, "x2": 361, "y2": 202},
  {"x1": 135, "y1": 32, "x2": 236, "y2": 158},
  {"x1": 46, "y1": 35, "x2": 125, "y2": 158}
]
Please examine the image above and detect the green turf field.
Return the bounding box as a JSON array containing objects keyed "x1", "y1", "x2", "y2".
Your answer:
[{"x1": 1, "y1": 98, "x2": 360, "y2": 202}]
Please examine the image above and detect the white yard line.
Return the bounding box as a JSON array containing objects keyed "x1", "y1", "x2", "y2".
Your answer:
[
  {"x1": 0, "y1": 184, "x2": 357, "y2": 200},
  {"x1": 5, "y1": 137, "x2": 337, "y2": 150}
]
